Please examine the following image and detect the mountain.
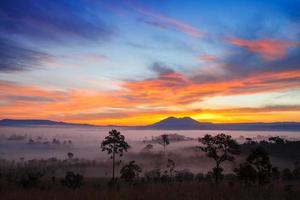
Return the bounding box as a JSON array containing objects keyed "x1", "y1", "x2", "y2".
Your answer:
[
  {"x1": 146, "y1": 117, "x2": 211, "y2": 130},
  {"x1": 0, "y1": 119, "x2": 92, "y2": 127},
  {"x1": 207, "y1": 122, "x2": 300, "y2": 131},
  {"x1": 145, "y1": 117, "x2": 300, "y2": 131},
  {"x1": 1, "y1": 117, "x2": 300, "y2": 131}
]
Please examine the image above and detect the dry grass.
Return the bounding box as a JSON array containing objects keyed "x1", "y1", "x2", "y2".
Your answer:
[{"x1": 1, "y1": 181, "x2": 300, "y2": 200}]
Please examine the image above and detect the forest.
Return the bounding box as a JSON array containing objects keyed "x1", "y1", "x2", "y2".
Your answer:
[{"x1": 1, "y1": 130, "x2": 300, "y2": 200}]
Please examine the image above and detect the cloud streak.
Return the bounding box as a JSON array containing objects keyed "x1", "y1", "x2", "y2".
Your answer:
[
  {"x1": 228, "y1": 37, "x2": 300, "y2": 61},
  {"x1": 0, "y1": 0, "x2": 113, "y2": 42},
  {"x1": 0, "y1": 37, "x2": 53, "y2": 72},
  {"x1": 129, "y1": 2, "x2": 203, "y2": 38},
  {"x1": 0, "y1": 0, "x2": 114, "y2": 73}
]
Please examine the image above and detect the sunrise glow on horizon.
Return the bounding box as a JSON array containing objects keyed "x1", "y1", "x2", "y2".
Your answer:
[{"x1": 0, "y1": 0, "x2": 300, "y2": 126}]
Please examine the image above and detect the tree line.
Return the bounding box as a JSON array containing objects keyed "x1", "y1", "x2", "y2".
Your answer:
[
  {"x1": 101, "y1": 130, "x2": 300, "y2": 187},
  {"x1": 1, "y1": 129, "x2": 300, "y2": 190}
]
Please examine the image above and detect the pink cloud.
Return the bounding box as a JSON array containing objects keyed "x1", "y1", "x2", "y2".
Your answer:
[
  {"x1": 197, "y1": 54, "x2": 217, "y2": 62},
  {"x1": 129, "y1": 2, "x2": 204, "y2": 38},
  {"x1": 84, "y1": 54, "x2": 108, "y2": 63},
  {"x1": 228, "y1": 37, "x2": 300, "y2": 61}
]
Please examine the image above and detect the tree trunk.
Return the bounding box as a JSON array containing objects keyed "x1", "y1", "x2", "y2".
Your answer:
[
  {"x1": 215, "y1": 163, "x2": 220, "y2": 186},
  {"x1": 112, "y1": 142, "x2": 116, "y2": 183},
  {"x1": 112, "y1": 150, "x2": 115, "y2": 182}
]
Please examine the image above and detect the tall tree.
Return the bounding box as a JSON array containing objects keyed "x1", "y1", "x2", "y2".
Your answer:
[
  {"x1": 159, "y1": 134, "x2": 170, "y2": 154},
  {"x1": 235, "y1": 147, "x2": 277, "y2": 185},
  {"x1": 198, "y1": 134, "x2": 240, "y2": 185},
  {"x1": 101, "y1": 129, "x2": 130, "y2": 182},
  {"x1": 165, "y1": 159, "x2": 176, "y2": 177},
  {"x1": 246, "y1": 147, "x2": 272, "y2": 185}
]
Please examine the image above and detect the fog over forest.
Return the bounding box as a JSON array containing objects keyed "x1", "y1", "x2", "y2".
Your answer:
[{"x1": 1, "y1": 126, "x2": 299, "y2": 177}]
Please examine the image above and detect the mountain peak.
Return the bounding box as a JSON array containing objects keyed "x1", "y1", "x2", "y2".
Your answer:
[{"x1": 147, "y1": 116, "x2": 206, "y2": 130}]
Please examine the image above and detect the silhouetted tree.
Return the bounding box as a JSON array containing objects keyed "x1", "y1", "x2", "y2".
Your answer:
[
  {"x1": 234, "y1": 163, "x2": 257, "y2": 186},
  {"x1": 101, "y1": 130, "x2": 130, "y2": 182},
  {"x1": 51, "y1": 175, "x2": 56, "y2": 184},
  {"x1": 247, "y1": 147, "x2": 272, "y2": 185},
  {"x1": 142, "y1": 144, "x2": 154, "y2": 153},
  {"x1": 175, "y1": 169, "x2": 194, "y2": 182},
  {"x1": 19, "y1": 168, "x2": 44, "y2": 188},
  {"x1": 144, "y1": 169, "x2": 161, "y2": 182},
  {"x1": 291, "y1": 161, "x2": 300, "y2": 180},
  {"x1": 268, "y1": 136, "x2": 285, "y2": 145},
  {"x1": 245, "y1": 138, "x2": 257, "y2": 145},
  {"x1": 159, "y1": 134, "x2": 170, "y2": 154},
  {"x1": 61, "y1": 171, "x2": 83, "y2": 189},
  {"x1": 163, "y1": 159, "x2": 176, "y2": 182},
  {"x1": 195, "y1": 172, "x2": 205, "y2": 181},
  {"x1": 67, "y1": 152, "x2": 74, "y2": 160},
  {"x1": 166, "y1": 159, "x2": 175, "y2": 174},
  {"x1": 120, "y1": 160, "x2": 142, "y2": 183},
  {"x1": 271, "y1": 167, "x2": 281, "y2": 181},
  {"x1": 282, "y1": 168, "x2": 294, "y2": 181},
  {"x1": 198, "y1": 134, "x2": 240, "y2": 185}
]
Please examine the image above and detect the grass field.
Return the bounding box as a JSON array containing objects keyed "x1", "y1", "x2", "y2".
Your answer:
[{"x1": 1, "y1": 181, "x2": 300, "y2": 200}]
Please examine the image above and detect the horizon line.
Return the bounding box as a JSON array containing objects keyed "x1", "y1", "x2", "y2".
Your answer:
[{"x1": 1, "y1": 117, "x2": 300, "y2": 127}]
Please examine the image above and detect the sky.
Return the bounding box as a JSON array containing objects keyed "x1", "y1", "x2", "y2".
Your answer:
[{"x1": 0, "y1": 0, "x2": 300, "y2": 125}]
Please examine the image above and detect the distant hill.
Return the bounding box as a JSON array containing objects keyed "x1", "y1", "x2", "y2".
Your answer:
[
  {"x1": 0, "y1": 119, "x2": 92, "y2": 127},
  {"x1": 145, "y1": 117, "x2": 300, "y2": 131},
  {"x1": 1, "y1": 117, "x2": 300, "y2": 131},
  {"x1": 207, "y1": 122, "x2": 300, "y2": 131}
]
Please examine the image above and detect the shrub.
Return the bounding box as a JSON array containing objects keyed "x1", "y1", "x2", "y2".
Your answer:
[
  {"x1": 195, "y1": 172, "x2": 205, "y2": 181},
  {"x1": 234, "y1": 163, "x2": 257, "y2": 186},
  {"x1": 282, "y1": 168, "x2": 294, "y2": 181},
  {"x1": 61, "y1": 171, "x2": 83, "y2": 189},
  {"x1": 120, "y1": 161, "x2": 142, "y2": 183},
  {"x1": 175, "y1": 169, "x2": 194, "y2": 182},
  {"x1": 18, "y1": 168, "x2": 44, "y2": 188},
  {"x1": 144, "y1": 169, "x2": 161, "y2": 182}
]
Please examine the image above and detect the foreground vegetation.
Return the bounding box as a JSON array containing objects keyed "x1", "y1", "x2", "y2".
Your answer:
[
  {"x1": 1, "y1": 130, "x2": 300, "y2": 199},
  {"x1": 2, "y1": 181, "x2": 300, "y2": 200}
]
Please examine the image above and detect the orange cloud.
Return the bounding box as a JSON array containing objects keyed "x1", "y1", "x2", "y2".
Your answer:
[
  {"x1": 1, "y1": 68, "x2": 300, "y2": 125},
  {"x1": 123, "y1": 69, "x2": 300, "y2": 106},
  {"x1": 228, "y1": 37, "x2": 300, "y2": 61}
]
